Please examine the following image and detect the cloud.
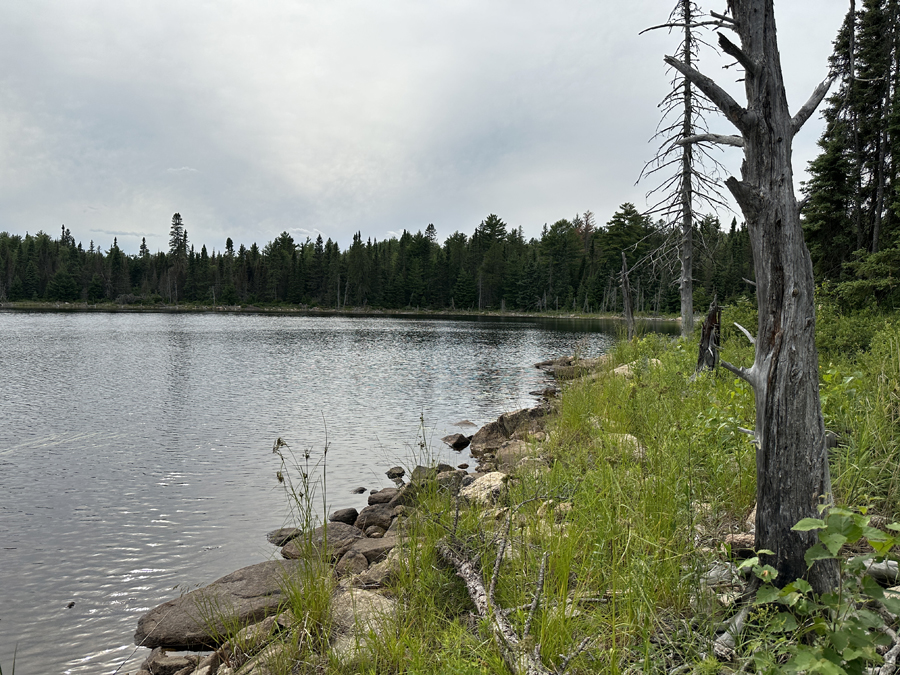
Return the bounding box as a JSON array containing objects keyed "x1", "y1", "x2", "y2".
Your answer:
[{"x1": 0, "y1": 0, "x2": 850, "y2": 254}]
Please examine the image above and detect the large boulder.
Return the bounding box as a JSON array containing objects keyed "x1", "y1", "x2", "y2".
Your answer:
[
  {"x1": 354, "y1": 504, "x2": 394, "y2": 531},
  {"x1": 134, "y1": 559, "x2": 305, "y2": 650},
  {"x1": 459, "y1": 472, "x2": 508, "y2": 505},
  {"x1": 469, "y1": 421, "x2": 506, "y2": 456},
  {"x1": 281, "y1": 522, "x2": 365, "y2": 561},
  {"x1": 470, "y1": 406, "x2": 548, "y2": 456},
  {"x1": 367, "y1": 488, "x2": 399, "y2": 505},
  {"x1": 328, "y1": 508, "x2": 359, "y2": 526},
  {"x1": 347, "y1": 533, "x2": 399, "y2": 565},
  {"x1": 330, "y1": 588, "x2": 398, "y2": 664}
]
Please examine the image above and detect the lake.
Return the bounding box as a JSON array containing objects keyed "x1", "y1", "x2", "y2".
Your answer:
[{"x1": 0, "y1": 310, "x2": 674, "y2": 673}]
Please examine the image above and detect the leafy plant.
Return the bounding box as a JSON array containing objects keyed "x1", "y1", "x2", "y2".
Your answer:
[{"x1": 742, "y1": 507, "x2": 900, "y2": 674}]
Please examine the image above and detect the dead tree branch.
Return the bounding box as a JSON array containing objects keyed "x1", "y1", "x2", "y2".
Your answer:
[
  {"x1": 676, "y1": 133, "x2": 744, "y2": 147},
  {"x1": 664, "y1": 56, "x2": 752, "y2": 134}
]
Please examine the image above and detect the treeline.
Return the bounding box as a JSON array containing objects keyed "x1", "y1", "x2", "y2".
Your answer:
[
  {"x1": 0, "y1": 205, "x2": 755, "y2": 313},
  {"x1": 802, "y1": 0, "x2": 900, "y2": 307}
]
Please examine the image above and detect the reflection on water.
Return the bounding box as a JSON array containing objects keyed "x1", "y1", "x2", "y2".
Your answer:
[{"x1": 0, "y1": 312, "x2": 673, "y2": 673}]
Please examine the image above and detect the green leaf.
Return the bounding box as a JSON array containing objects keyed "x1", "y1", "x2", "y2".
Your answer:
[
  {"x1": 775, "y1": 611, "x2": 799, "y2": 632},
  {"x1": 881, "y1": 595, "x2": 900, "y2": 615},
  {"x1": 793, "y1": 518, "x2": 827, "y2": 532},
  {"x1": 805, "y1": 542, "x2": 834, "y2": 567},
  {"x1": 786, "y1": 579, "x2": 813, "y2": 594},
  {"x1": 820, "y1": 531, "x2": 848, "y2": 556},
  {"x1": 830, "y1": 629, "x2": 850, "y2": 653},
  {"x1": 755, "y1": 564, "x2": 779, "y2": 582},
  {"x1": 861, "y1": 575, "x2": 885, "y2": 600},
  {"x1": 756, "y1": 584, "x2": 782, "y2": 604}
]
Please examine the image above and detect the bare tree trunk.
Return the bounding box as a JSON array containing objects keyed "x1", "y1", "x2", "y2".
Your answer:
[
  {"x1": 667, "y1": 0, "x2": 840, "y2": 592},
  {"x1": 680, "y1": 0, "x2": 695, "y2": 337},
  {"x1": 621, "y1": 252, "x2": 635, "y2": 340}
]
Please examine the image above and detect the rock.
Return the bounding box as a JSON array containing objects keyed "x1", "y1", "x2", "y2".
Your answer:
[
  {"x1": 354, "y1": 504, "x2": 394, "y2": 531},
  {"x1": 364, "y1": 525, "x2": 386, "y2": 538},
  {"x1": 602, "y1": 433, "x2": 645, "y2": 462},
  {"x1": 351, "y1": 486, "x2": 367, "y2": 494},
  {"x1": 330, "y1": 588, "x2": 398, "y2": 663},
  {"x1": 469, "y1": 421, "x2": 506, "y2": 456},
  {"x1": 747, "y1": 504, "x2": 757, "y2": 531},
  {"x1": 265, "y1": 527, "x2": 301, "y2": 546},
  {"x1": 139, "y1": 648, "x2": 198, "y2": 675},
  {"x1": 351, "y1": 548, "x2": 403, "y2": 589},
  {"x1": 385, "y1": 466, "x2": 405, "y2": 481},
  {"x1": 281, "y1": 522, "x2": 365, "y2": 561},
  {"x1": 515, "y1": 457, "x2": 549, "y2": 476},
  {"x1": 348, "y1": 533, "x2": 399, "y2": 564},
  {"x1": 457, "y1": 463, "x2": 469, "y2": 469},
  {"x1": 441, "y1": 433, "x2": 471, "y2": 450},
  {"x1": 329, "y1": 508, "x2": 359, "y2": 526},
  {"x1": 367, "y1": 488, "x2": 399, "y2": 505},
  {"x1": 613, "y1": 358, "x2": 662, "y2": 378},
  {"x1": 453, "y1": 420, "x2": 477, "y2": 427},
  {"x1": 436, "y1": 462, "x2": 454, "y2": 473},
  {"x1": 335, "y1": 550, "x2": 370, "y2": 577},
  {"x1": 436, "y1": 469, "x2": 466, "y2": 490},
  {"x1": 495, "y1": 440, "x2": 531, "y2": 472},
  {"x1": 232, "y1": 641, "x2": 293, "y2": 675},
  {"x1": 410, "y1": 465, "x2": 437, "y2": 483},
  {"x1": 134, "y1": 559, "x2": 305, "y2": 650},
  {"x1": 724, "y1": 533, "x2": 755, "y2": 552},
  {"x1": 459, "y1": 472, "x2": 508, "y2": 505}
]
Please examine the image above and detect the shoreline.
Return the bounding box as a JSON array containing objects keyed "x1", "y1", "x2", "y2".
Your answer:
[{"x1": 0, "y1": 300, "x2": 683, "y2": 324}]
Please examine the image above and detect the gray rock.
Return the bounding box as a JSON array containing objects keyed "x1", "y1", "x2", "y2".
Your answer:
[
  {"x1": 385, "y1": 466, "x2": 405, "y2": 480},
  {"x1": 139, "y1": 648, "x2": 199, "y2": 675},
  {"x1": 351, "y1": 548, "x2": 403, "y2": 589},
  {"x1": 441, "y1": 433, "x2": 471, "y2": 450},
  {"x1": 410, "y1": 465, "x2": 436, "y2": 483},
  {"x1": 328, "y1": 508, "x2": 359, "y2": 526},
  {"x1": 330, "y1": 588, "x2": 398, "y2": 664},
  {"x1": 348, "y1": 534, "x2": 399, "y2": 564},
  {"x1": 281, "y1": 522, "x2": 365, "y2": 562},
  {"x1": 354, "y1": 504, "x2": 393, "y2": 531},
  {"x1": 469, "y1": 421, "x2": 505, "y2": 456},
  {"x1": 265, "y1": 527, "x2": 301, "y2": 546},
  {"x1": 134, "y1": 559, "x2": 304, "y2": 650},
  {"x1": 459, "y1": 472, "x2": 508, "y2": 505},
  {"x1": 351, "y1": 486, "x2": 367, "y2": 494},
  {"x1": 367, "y1": 488, "x2": 398, "y2": 505},
  {"x1": 364, "y1": 525, "x2": 386, "y2": 538},
  {"x1": 335, "y1": 550, "x2": 369, "y2": 577}
]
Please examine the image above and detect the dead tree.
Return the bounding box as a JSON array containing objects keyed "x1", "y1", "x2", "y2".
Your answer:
[
  {"x1": 666, "y1": 2, "x2": 840, "y2": 592},
  {"x1": 640, "y1": 0, "x2": 729, "y2": 338},
  {"x1": 621, "y1": 252, "x2": 635, "y2": 340},
  {"x1": 695, "y1": 297, "x2": 721, "y2": 373}
]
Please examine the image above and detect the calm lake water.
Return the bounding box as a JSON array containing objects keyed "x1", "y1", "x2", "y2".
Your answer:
[{"x1": 0, "y1": 311, "x2": 675, "y2": 674}]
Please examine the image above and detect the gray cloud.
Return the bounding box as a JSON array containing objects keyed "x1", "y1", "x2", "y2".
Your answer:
[{"x1": 0, "y1": 0, "x2": 848, "y2": 254}]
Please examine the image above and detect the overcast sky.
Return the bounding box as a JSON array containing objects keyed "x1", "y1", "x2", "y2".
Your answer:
[{"x1": 0, "y1": 1, "x2": 849, "y2": 255}]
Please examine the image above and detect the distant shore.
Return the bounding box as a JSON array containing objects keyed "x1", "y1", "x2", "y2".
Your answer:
[{"x1": 0, "y1": 300, "x2": 682, "y2": 323}]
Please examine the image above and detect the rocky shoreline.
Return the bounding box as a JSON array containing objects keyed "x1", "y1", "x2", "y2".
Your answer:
[{"x1": 126, "y1": 353, "x2": 636, "y2": 675}]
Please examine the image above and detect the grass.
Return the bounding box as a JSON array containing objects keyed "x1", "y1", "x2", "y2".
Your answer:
[{"x1": 193, "y1": 298, "x2": 900, "y2": 674}]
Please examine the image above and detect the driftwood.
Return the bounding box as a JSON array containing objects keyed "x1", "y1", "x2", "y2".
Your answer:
[
  {"x1": 438, "y1": 539, "x2": 553, "y2": 675},
  {"x1": 438, "y1": 520, "x2": 592, "y2": 675}
]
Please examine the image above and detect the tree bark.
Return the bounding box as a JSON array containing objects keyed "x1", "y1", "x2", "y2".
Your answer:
[
  {"x1": 667, "y1": 0, "x2": 840, "y2": 592},
  {"x1": 680, "y1": 0, "x2": 695, "y2": 338},
  {"x1": 621, "y1": 252, "x2": 635, "y2": 340}
]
